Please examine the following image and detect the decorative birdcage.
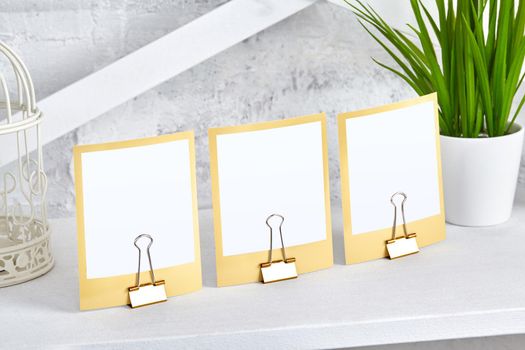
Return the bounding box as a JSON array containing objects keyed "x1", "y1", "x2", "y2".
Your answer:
[{"x1": 0, "y1": 41, "x2": 53, "y2": 287}]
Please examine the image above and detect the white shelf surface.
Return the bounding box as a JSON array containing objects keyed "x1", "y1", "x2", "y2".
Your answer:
[{"x1": 3, "y1": 190, "x2": 525, "y2": 349}]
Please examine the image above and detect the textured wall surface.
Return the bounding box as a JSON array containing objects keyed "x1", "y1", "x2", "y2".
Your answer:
[{"x1": 0, "y1": 0, "x2": 523, "y2": 217}]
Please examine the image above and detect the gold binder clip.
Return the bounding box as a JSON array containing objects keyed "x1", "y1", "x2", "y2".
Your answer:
[
  {"x1": 386, "y1": 192, "x2": 419, "y2": 259},
  {"x1": 260, "y1": 214, "x2": 298, "y2": 283},
  {"x1": 128, "y1": 234, "x2": 167, "y2": 308}
]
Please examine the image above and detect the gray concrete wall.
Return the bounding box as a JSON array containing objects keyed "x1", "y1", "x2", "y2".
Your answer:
[{"x1": 0, "y1": 1, "x2": 523, "y2": 217}]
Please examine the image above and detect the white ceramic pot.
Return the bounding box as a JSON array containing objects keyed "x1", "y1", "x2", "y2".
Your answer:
[{"x1": 440, "y1": 123, "x2": 524, "y2": 226}]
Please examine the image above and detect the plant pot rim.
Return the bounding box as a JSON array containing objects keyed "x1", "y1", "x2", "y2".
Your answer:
[{"x1": 440, "y1": 122, "x2": 523, "y2": 141}]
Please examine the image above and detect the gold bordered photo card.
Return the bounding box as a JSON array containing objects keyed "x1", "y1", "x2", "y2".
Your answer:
[
  {"x1": 74, "y1": 132, "x2": 202, "y2": 310},
  {"x1": 209, "y1": 114, "x2": 333, "y2": 287},
  {"x1": 338, "y1": 93, "x2": 446, "y2": 264}
]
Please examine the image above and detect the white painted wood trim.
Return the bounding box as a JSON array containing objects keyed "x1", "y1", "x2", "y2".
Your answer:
[
  {"x1": 4, "y1": 196, "x2": 525, "y2": 348},
  {"x1": 0, "y1": 0, "x2": 317, "y2": 167}
]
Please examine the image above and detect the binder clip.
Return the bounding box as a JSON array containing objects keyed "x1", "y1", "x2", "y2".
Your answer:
[
  {"x1": 386, "y1": 192, "x2": 419, "y2": 259},
  {"x1": 260, "y1": 214, "x2": 298, "y2": 283},
  {"x1": 128, "y1": 234, "x2": 167, "y2": 308}
]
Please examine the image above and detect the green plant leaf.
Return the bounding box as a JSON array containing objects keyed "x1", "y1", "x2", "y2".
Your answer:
[{"x1": 347, "y1": 0, "x2": 525, "y2": 138}]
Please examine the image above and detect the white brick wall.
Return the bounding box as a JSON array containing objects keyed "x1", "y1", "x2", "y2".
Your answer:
[{"x1": 0, "y1": 1, "x2": 523, "y2": 217}]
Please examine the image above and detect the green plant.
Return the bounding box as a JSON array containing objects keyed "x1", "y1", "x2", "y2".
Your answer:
[{"x1": 347, "y1": 0, "x2": 525, "y2": 137}]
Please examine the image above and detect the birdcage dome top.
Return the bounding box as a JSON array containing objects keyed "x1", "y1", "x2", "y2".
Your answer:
[{"x1": 0, "y1": 40, "x2": 41, "y2": 135}]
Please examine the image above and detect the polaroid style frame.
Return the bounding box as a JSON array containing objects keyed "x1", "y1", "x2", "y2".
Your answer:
[
  {"x1": 209, "y1": 114, "x2": 333, "y2": 287},
  {"x1": 74, "y1": 132, "x2": 202, "y2": 310},
  {"x1": 338, "y1": 94, "x2": 446, "y2": 264}
]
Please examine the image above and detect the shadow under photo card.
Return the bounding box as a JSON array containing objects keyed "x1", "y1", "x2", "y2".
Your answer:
[
  {"x1": 209, "y1": 113, "x2": 333, "y2": 287},
  {"x1": 338, "y1": 93, "x2": 446, "y2": 264},
  {"x1": 74, "y1": 132, "x2": 202, "y2": 310}
]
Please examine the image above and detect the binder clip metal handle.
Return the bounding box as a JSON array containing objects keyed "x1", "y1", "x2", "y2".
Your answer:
[
  {"x1": 260, "y1": 214, "x2": 298, "y2": 283},
  {"x1": 128, "y1": 234, "x2": 167, "y2": 308},
  {"x1": 386, "y1": 192, "x2": 419, "y2": 259},
  {"x1": 390, "y1": 192, "x2": 409, "y2": 241}
]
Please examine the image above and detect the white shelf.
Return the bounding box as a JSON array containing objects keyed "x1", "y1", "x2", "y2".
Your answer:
[{"x1": 3, "y1": 190, "x2": 525, "y2": 349}]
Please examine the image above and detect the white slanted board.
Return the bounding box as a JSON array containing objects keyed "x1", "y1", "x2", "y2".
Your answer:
[{"x1": 0, "y1": 0, "x2": 317, "y2": 168}]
